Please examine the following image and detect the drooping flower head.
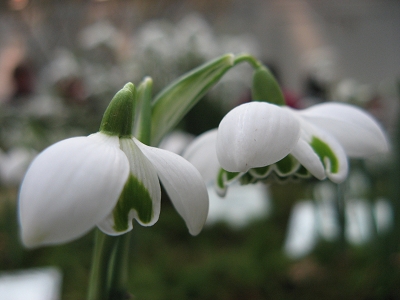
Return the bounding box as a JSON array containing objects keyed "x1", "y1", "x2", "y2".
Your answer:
[
  {"x1": 183, "y1": 65, "x2": 389, "y2": 196},
  {"x1": 19, "y1": 82, "x2": 209, "y2": 248}
]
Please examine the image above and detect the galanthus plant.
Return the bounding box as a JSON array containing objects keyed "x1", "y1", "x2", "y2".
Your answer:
[
  {"x1": 183, "y1": 56, "x2": 389, "y2": 196},
  {"x1": 18, "y1": 54, "x2": 239, "y2": 299},
  {"x1": 17, "y1": 52, "x2": 390, "y2": 299}
]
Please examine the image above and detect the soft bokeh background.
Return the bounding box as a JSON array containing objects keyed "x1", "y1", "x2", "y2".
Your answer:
[{"x1": 1, "y1": 0, "x2": 399, "y2": 299}]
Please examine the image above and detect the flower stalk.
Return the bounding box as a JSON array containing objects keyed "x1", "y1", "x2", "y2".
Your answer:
[
  {"x1": 87, "y1": 230, "x2": 118, "y2": 300},
  {"x1": 107, "y1": 233, "x2": 132, "y2": 299}
]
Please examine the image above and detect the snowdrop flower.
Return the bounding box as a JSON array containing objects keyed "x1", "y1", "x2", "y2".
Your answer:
[
  {"x1": 284, "y1": 102, "x2": 389, "y2": 182},
  {"x1": 184, "y1": 101, "x2": 389, "y2": 194},
  {"x1": 19, "y1": 83, "x2": 209, "y2": 248}
]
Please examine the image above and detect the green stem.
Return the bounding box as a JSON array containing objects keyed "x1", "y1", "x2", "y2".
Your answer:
[
  {"x1": 233, "y1": 53, "x2": 263, "y2": 69},
  {"x1": 87, "y1": 230, "x2": 117, "y2": 300},
  {"x1": 108, "y1": 233, "x2": 132, "y2": 299},
  {"x1": 336, "y1": 183, "x2": 347, "y2": 248},
  {"x1": 234, "y1": 54, "x2": 285, "y2": 105}
]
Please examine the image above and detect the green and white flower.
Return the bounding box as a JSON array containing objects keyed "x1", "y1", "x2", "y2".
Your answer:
[
  {"x1": 19, "y1": 83, "x2": 209, "y2": 248},
  {"x1": 184, "y1": 101, "x2": 389, "y2": 195}
]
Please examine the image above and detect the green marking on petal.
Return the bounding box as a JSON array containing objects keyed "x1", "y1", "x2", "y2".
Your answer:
[
  {"x1": 112, "y1": 173, "x2": 153, "y2": 232},
  {"x1": 217, "y1": 168, "x2": 225, "y2": 190},
  {"x1": 226, "y1": 170, "x2": 240, "y2": 181},
  {"x1": 310, "y1": 136, "x2": 339, "y2": 174},
  {"x1": 275, "y1": 154, "x2": 297, "y2": 175},
  {"x1": 295, "y1": 165, "x2": 312, "y2": 178},
  {"x1": 240, "y1": 172, "x2": 255, "y2": 185},
  {"x1": 217, "y1": 168, "x2": 240, "y2": 188},
  {"x1": 250, "y1": 165, "x2": 270, "y2": 178}
]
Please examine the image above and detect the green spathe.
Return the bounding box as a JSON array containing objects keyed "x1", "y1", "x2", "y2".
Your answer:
[
  {"x1": 151, "y1": 54, "x2": 234, "y2": 145},
  {"x1": 252, "y1": 67, "x2": 285, "y2": 106},
  {"x1": 100, "y1": 82, "x2": 136, "y2": 138},
  {"x1": 310, "y1": 136, "x2": 339, "y2": 173},
  {"x1": 112, "y1": 173, "x2": 153, "y2": 232}
]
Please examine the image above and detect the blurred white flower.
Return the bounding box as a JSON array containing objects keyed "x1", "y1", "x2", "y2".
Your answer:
[
  {"x1": 0, "y1": 267, "x2": 62, "y2": 300},
  {"x1": 373, "y1": 198, "x2": 393, "y2": 234},
  {"x1": 206, "y1": 182, "x2": 270, "y2": 228},
  {"x1": 158, "y1": 130, "x2": 194, "y2": 155},
  {"x1": 44, "y1": 49, "x2": 80, "y2": 84},
  {"x1": 79, "y1": 21, "x2": 121, "y2": 50},
  {"x1": 0, "y1": 147, "x2": 36, "y2": 186},
  {"x1": 284, "y1": 201, "x2": 317, "y2": 259}
]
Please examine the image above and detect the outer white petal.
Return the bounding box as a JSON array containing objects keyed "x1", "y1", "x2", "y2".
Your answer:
[
  {"x1": 299, "y1": 102, "x2": 389, "y2": 157},
  {"x1": 135, "y1": 139, "x2": 209, "y2": 235},
  {"x1": 19, "y1": 133, "x2": 129, "y2": 248},
  {"x1": 182, "y1": 129, "x2": 220, "y2": 184},
  {"x1": 97, "y1": 138, "x2": 161, "y2": 235},
  {"x1": 216, "y1": 102, "x2": 300, "y2": 172}
]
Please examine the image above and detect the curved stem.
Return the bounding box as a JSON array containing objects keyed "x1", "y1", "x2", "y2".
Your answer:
[{"x1": 233, "y1": 53, "x2": 263, "y2": 69}]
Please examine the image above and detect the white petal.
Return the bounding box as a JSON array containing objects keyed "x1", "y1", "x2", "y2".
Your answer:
[
  {"x1": 299, "y1": 102, "x2": 389, "y2": 157},
  {"x1": 182, "y1": 129, "x2": 220, "y2": 184},
  {"x1": 291, "y1": 138, "x2": 326, "y2": 180},
  {"x1": 136, "y1": 139, "x2": 209, "y2": 235},
  {"x1": 290, "y1": 115, "x2": 348, "y2": 183},
  {"x1": 216, "y1": 102, "x2": 300, "y2": 172},
  {"x1": 97, "y1": 138, "x2": 161, "y2": 235},
  {"x1": 19, "y1": 133, "x2": 129, "y2": 248}
]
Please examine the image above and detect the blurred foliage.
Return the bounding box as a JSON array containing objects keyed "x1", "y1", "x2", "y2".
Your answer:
[{"x1": 2, "y1": 181, "x2": 400, "y2": 300}]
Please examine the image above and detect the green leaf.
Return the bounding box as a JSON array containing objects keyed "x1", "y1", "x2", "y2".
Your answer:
[
  {"x1": 134, "y1": 77, "x2": 153, "y2": 145},
  {"x1": 112, "y1": 173, "x2": 154, "y2": 232},
  {"x1": 252, "y1": 66, "x2": 285, "y2": 106},
  {"x1": 151, "y1": 54, "x2": 234, "y2": 145}
]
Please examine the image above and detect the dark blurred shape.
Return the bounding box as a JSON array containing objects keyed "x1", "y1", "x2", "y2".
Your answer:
[
  {"x1": 303, "y1": 74, "x2": 328, "y2": 101},
  {"x1": 56, "y1": 77, "x2": 87, "y2": 106},
  {"x1": 10, "y1": 61, "x2": 36, "y2": 105}
]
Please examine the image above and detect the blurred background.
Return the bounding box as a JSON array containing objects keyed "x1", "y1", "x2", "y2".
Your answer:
[{"x1": 0, "y1": 0, "x2": 399, "y2": 299}]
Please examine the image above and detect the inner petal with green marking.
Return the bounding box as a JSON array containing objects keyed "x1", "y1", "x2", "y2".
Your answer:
[
  {"x1": 116, "y1": 138, "x2": 161, "y2": 230},
  {"x1": 310, "y1": 136, "x2": 339, "y2": 174},
  {"x1": 112, "y1": 173, "x2": 153, "y2": 232}
]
